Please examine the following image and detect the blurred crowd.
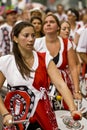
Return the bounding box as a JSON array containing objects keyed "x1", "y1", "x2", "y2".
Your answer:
[{"x1": 0, "y1": 1, "x2": 87, "y2": 129}]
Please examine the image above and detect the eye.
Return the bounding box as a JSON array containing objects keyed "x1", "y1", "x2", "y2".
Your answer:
[
  {"x1": 23, "y1": 33, "x2": 29, "y2": 38},
  {"x1": 43, "y1": 21, "x2": 47, "y2": 25},
  {"x1": 50, "y1": 20, "x2": 55, "y2": 23},
  {"x1": 31, "y1": 33, "x2": 35, "y2": 38},
  {"x1": 61, "y1": 28, "x2": 66, "y2": 31}
]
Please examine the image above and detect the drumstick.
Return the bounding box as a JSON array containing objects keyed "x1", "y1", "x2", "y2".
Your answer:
[
  {"x1": 80, "y1": 107, "x2": 86, "y2": 113},
  {"x1": 12, "y1": 119, "x2": 29, "y2": 124}
]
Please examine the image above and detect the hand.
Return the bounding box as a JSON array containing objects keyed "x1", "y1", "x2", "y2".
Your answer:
[
  {"x1": 71, "y1": 110, "x2": 82, "y2": 120},
  {"x1": 3, "y1": 114, "x2": 13, "y2": 127},
  {"x1": 73, "y1": 91, "x2": 82, "y2": 100}
]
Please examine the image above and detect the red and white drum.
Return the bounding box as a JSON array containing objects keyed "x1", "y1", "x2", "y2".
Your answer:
[{"x1": 55, "y1": 110, "x2": 87, "y2": 130}]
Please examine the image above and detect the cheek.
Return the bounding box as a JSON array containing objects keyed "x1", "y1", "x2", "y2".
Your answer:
[
  {"x1": 43, "y1": 26, "x2": 46, "y2": 33},
  {"x1": 60, "y1": 31, "x2": 65, "y2": 37},
  {"x1": 18, "y1": 37, "x2": 26, "y2": 44},
  {"x1": 53, "y1": 25, "x2": 59, "y2": 31},
  {"x1": 39, "y1": 25, "x2": 42, "y2": 29}
]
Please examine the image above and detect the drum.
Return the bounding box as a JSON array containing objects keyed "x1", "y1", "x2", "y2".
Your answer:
[
  {"x1": 3, "y1": 85, "x2": 36, "y2": 130},
  {"x1": 55, "y1": 110, "x2": 87, "y2": 130}
]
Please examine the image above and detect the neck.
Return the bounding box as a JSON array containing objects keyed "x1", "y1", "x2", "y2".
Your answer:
[
  {"x1": 23, "y1": 52, "x2": 33, "y2": 60},
  {"x1": 35, "y1": 32, "x2": 41, "y2": 38},
  {"x1": 7, "y1": 21, "x2": 15, "y2": 27},
  {"x1": 46, "y1": 35, "x2": 58, "y2": 43}
]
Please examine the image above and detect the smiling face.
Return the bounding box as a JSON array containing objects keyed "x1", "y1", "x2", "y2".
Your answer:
[
  {"x1": 43, "y1": 15, "x2": 60, "y2": 35},
  {"x1": 60, "y1": 21, "x2": 71, "y2": 38}
]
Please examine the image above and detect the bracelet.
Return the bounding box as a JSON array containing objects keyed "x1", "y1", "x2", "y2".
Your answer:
[
  {"x1": 2, "y1": 112, "x2": 11, "y2": 118},
  {"x1": 74, "y1": 90, "x2": 81, "y2": 94}
]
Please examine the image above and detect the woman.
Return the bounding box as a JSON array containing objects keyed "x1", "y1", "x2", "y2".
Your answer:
[
  {"x1": 0, "y1": 21, "x2": 81, "y2": 130},
  {"x1": 66, "y1": 8, "x2": 81, "y2": 41},
  {"x1": 34, "y1": 14, "x2": 82, "y2": 102},
  {"x1": 30, "y1": 16, "x2": 44, "y2": 38},
  {"x1": 59, "y1": 20, "x2": 82, "y2": 100}
]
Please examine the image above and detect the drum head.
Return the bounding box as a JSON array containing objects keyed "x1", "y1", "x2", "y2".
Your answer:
[{"x1": 4, "y1": 86, "x2": 35, "y2": 130}]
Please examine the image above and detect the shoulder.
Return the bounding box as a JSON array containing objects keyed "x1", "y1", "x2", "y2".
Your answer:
[
  {"x1": 0, "y1": 54, "x2": 14, "y2": 64},
  {"x1": 35, "y1": 37, "x2": 45, "y2": 42},
  {"x1": 79, "y1": 28, "x2": 87, "y2": 39},
  {"x1": 0, "y1": 23, "x2": 8, "y2": 29},
  {"x1": 34, "y1": 36, "x2": 46, "y2": 51},
  {"x1": 35, "y1": 37, "x2": 45, "y2": 45},
  {"x1": 0, "y1": 54, "x2": 14, "y2": 75}
]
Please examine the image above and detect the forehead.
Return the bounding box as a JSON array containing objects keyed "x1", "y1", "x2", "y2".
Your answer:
[
  {"x1": 20, "y1": 26, "x2": 35, "y2": 33},
  {"x1": 61, "y1": 22, "x2": 70, "y2": 27},
  {"x1": 32, "y1": 18, "x2": 41, "y2": 23},
  {"x1": 67, "y1": 11, "x2": 75, "y2": 17},
  {"x1": 57, "y1": 5, "x2": 63, "y2": 9},
  {"x1": 45, "y1": 15, "x2": 56, "y2": 21},
  {"x1": 31, "y1": 11, "x2": 42, "y2": 16}
]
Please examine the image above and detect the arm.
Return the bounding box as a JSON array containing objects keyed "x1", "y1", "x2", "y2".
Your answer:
[
  {"x1": 76, "y1": 28, "x2": 87, "y2": 54},
  {"x1": 74, "y1": 32, "x2": 80, "y2": 46},
  {"x1": 78, "y1": 52, "x2": 87, "y2": 64},
  {"x1": 0, "y1": 71, "x2": 13, "y2": 126},
  {"x1": 47, "y1": 60, "x2": 82, "y2": 118},
  {"x1": 68, "y1": 48, "x2": 82, "y2": 99}
]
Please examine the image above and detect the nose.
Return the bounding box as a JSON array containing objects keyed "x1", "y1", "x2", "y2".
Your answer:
[
  {"x1": 46, "y1": 21, "x2": 50, "y2": 26},
  {"x1": 28, "y1": 35, "x2": 34, "y2": 41},
  {"x1": 66, "y1": 29, "x2": 69, "y2": 33}
]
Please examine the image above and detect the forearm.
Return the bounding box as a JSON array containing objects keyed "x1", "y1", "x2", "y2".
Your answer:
[
  {"x1": 79, "y1": 53, "x2": 87, "y2": 64},
  {"x1": 0, "y1": 95, "x2": 9, "y2": 116},
  {"x1": 0, "y1": 95, "x2": 13, "y2": 127},
  {"x1": 58, "y1": 82, "x2": 76, "y2": 111},
  {"x1": 70, "y1": 68, "x2": 80, "y2": 92}
]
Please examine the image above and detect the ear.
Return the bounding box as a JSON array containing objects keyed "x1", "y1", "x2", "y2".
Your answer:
[
  {"x1": 57, "y1": 26, "x2": 60, "y2": 31},
  {"x1": 13, "y1": 36, "x2": 18, "y2": 43}
]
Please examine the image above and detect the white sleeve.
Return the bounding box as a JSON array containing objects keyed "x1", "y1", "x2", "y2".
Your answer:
[
  {"x1": 0, "y1": 55, "x2": 12, "y2": 76},
  {"x1": 34, "y1": 38, "x2": 41, "y2": 51},
  {"x1": 34, "y1": 38, "x2": 45, "y2": 52},
  {"x1": 0, "y1": 56, "x2": 7, "y2": 75},
  {"x1": 76, "y1": 27, "x2": 83, "y2": 35},
  {"x1": 67, "y1": 39, "x2": 73, "y2": 50},
  {"x1": 76, "y1": 29, "x2": 87, "y2": 53}
]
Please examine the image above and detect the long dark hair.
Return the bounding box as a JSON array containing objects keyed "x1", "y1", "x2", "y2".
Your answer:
[
  {"x1": 11, "y1": 21, "x2": 35, "y2": 79},
  {"x1": 30, "y1": 16, "x2": 44, "y2": 37}
]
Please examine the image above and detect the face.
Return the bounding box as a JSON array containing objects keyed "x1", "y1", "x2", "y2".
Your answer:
[
  {"x1": 7, "y1": 12, "x2": 17, "y2": 23},
  {"x1": 31, "y1": 11, "x2": 42, "y2": 18},
  {"x1": 60, "y1": 22, "x2": 70, "y2": 38},
  {"x1": 22, "y1": 10, "x2": 30, "y2": 21},
  {"x1": 67, "y1": 11, "x2": 76, "y2": 22},
  {"x1": 82, "y1": 14, "x2": 87, "y2": 24},
  {"x1": 57, "y1": 5, "x2": 64, "y2": 14},
  {"x1": 16, "y1": 26, "x2": 35, "y2": 52},
  {"x1": 43, "y1": 15, "x2": 59, "y2": 34},
  {"x1": 31, "y1": 19, "x2": 42, "y2": 33}
]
